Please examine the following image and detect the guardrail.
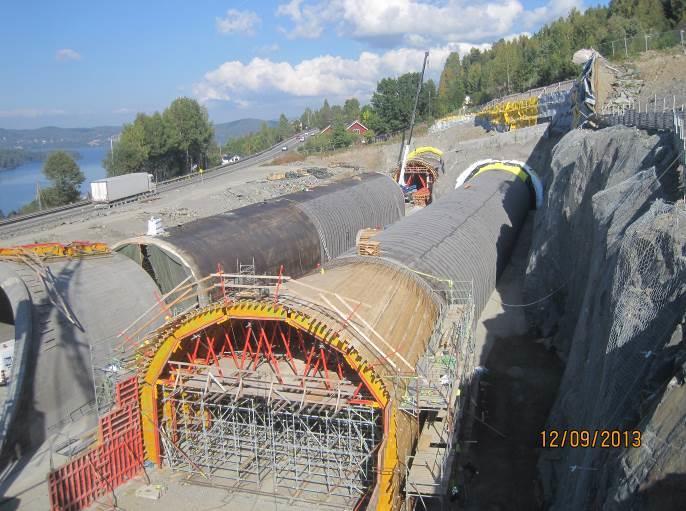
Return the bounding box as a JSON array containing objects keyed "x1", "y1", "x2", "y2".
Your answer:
[
  {"x1": 0, "y1": 134, "x2": 303, "y2": 231},
  {"x1": 0, "y1": 200, "x2": 91, "y2": 228}
]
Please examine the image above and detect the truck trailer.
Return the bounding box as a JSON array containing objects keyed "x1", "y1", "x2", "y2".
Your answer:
[{"x1": 90, "y1": 173, "x2": 156, "y2": 203}]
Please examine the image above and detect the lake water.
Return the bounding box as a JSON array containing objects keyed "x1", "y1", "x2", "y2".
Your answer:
[{"x1": 0, "y1": 146, "x2": 108, "y2": 214}]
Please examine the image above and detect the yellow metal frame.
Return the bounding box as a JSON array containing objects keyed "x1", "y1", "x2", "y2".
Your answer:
[
  {"x1": 477, "y1": 96, "x2": 539, "y2": 131},
  {"x1": 406, "y1": 146, "x2": 443, "y2": 160},
  {"x1": 139, "y1": 299, "x2": 400, "y2": 510},
  {"x1": 473, "y1": 162, "x2": 529, "y2": 183},
  {"x1": 0, "y1": 241, "x2": 111, "y2": 259}
]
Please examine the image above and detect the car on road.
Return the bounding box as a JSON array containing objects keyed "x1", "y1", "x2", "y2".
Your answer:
[
  {"x1": 221, "y1": 154, "x2": 240, "y2": 165},
  {"x1": 281, "y1": 145, "x2": 288, "y2": 151},
  {"x1": 299, "y1": 136, "x2": 305, "y2": 142}
]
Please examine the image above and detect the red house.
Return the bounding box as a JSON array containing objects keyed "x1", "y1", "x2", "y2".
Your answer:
[{"x1": 320, "y1": 120, "x2": 369, "y2": 135}]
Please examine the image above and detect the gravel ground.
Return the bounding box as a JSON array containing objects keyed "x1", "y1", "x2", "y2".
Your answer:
[{"x1": 2, "y1": 122, "x2": 552, "y2": 249}]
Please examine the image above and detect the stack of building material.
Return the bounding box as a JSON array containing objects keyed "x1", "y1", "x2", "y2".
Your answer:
[{"x1": 357, "y1": 228, "x2": 381, "y2": 256}]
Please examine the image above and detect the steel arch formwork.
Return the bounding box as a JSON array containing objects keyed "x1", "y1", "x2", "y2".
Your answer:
[{"x1": 136, "y1": 299, "x2": 400, "y2": 510}]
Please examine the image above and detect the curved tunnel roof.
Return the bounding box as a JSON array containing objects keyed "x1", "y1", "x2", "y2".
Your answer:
[
  {"x1": 337, "y1": 169, "x2": 532, "y2": 321},
  {"x1": 455, "y1": 158, "x2": 544, "y2": 209},
  {"x1": 114, "y1": 173, "x2": 404, "y2": 301},
  {"x1": 0, "y1": 252, "x2": 161, "y2": 446}
]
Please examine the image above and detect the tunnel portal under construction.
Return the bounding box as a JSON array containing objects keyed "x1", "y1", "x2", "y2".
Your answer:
[
  {"x1": 150, "y1": 313, "x2": 383, "y2": 503},
  {"x1": 132, "y1": 161, "x2": 542, "y2": 510}
]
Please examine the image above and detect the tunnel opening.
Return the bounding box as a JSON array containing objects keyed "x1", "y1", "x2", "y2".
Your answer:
[
  {"x1": 115, "y1": 241, "x2": 194, "y2": 300},
  {"x1": 152, "y1": 316, "x2": 384, "y2": 505},
  {"x1": 0, "y1": 286, "x2": 14, "y2": 327},
  {"x1": 0, "y1": 287, "x2": 15, "y2": 387},
  {"x1": 394, "y1": 158, "x2": 441, "y2": 207}
]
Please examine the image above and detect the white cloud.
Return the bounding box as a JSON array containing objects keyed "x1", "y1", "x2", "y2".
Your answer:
[
  {"x1": 112, "y1": 107, "x2": 135, "y2": 114},
  {"x1": 216, "y1": 9, "x2": 261, "y2": 35},
  {"x1": 504, "y1": 32, "x2": 532, "y2": 42},
  {"x1": 522, "y1": 0, "x2": 583, "y2": 27},
  {"x1": 0, "y1": 108, "x2": 67, "y2": 118},
  {"x1": 193, "y1": 43, "x2": 489, "y2": 103},
  {"x1": 56, "y1": 48, "x2": 81, "y2": 61},
  {"x1": 255, "y1": 43, "x2": 281, "y2": 55},
  {"x1": 276, "y1": 0, "x2": 583, "y2": 44},
  {"x1": 276, "y1": 0, "x2": 333, "y2": 39}
]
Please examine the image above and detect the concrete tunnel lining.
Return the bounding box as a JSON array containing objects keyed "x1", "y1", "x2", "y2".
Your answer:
[
  {"x1": 0, "y1": 253, "x2": 163, "y2": 450},
  {"x1": 113, "y1": 173, "x2": 405, "y2": 305}
]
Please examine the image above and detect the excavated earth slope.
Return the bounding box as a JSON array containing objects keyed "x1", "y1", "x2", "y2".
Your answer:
[{"x1": 524, "y1": 125, "x2": 686, "y2": 510}]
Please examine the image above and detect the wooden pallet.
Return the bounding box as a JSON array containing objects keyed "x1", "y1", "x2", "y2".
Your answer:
[{"x1": 357, "y1": 228, "x2": 381, "y2": 256}]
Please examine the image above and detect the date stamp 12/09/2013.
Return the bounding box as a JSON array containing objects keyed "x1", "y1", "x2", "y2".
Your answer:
[{"x1": 540, "y1": 430, "x2": 641, "y2": 448}]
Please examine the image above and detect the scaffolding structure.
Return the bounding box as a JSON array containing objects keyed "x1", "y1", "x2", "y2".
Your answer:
[
  {"x1": 120, "y1": 270, "x2": 384, "y2": 507},
  {"x1": 394, "y1": 156, "x2": 443, "y2": 207},
  {"x1": 107, "y1": 259, "x2": 475, "y2": 509},
  {"x1": 154, "y1": 318, "x2": 382, "y2": 505},
  {"x1": 392, "y1": 280, "x2": 475, "y2": 506},
  {"x1": 159, "y1": 387, "x2": 379, "y2": 500}
]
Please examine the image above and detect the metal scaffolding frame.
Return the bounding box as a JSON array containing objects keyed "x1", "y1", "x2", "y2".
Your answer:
[
  {"x1": 106, "y1": 260, "x2": 474, "y2": 509},
  {"x1": 390, "y1": 280, "x2": 475, "y2": 506},
  {"x1": 146, "y1": 305, "x2": 384, "y2": 506},
  {"x1": 159, "y1": 391, "x2": 380, "y2": 500}
]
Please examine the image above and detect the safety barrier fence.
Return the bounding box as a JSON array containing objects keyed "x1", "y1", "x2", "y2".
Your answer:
[
  {"x1": 601, "y1": 110, "x2": 679, "y2": 131},
  {"x1": 603, "y1": 94, "x2": 686, "y2": 115},
  {"x1": 598, "y1": 28, "x2": 685, "y2": 59},
  {"x1": 428, "y1": 114, "x2": 474, "y2": 134},
  {"x1": 48, "y1": 377, "x2": 144, "y2": 511},
  {"x1": 676, "y1": 111, "x2": 686, "y2": 166}
]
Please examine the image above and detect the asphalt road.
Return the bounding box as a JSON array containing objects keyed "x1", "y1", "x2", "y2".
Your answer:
[{"x1": 0, "y1": 134, "x2": 308, "y2": 240}]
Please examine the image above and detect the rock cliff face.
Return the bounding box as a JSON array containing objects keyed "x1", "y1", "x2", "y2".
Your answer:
[{"x1": 524, "y1": 126, "x2": 686, "y2": 510}]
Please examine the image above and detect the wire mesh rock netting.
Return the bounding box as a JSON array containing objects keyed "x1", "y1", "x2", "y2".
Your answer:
[{"x1": 525, "y1": 125, "x2": 686, "y2": 509}]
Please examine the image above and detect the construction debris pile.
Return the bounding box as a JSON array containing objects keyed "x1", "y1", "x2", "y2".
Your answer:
[{"x1": 524, "y1": 125, "x2": 686, "y2": 509}]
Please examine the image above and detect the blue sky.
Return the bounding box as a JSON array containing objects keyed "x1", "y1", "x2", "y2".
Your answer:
[{"x1": 0, "y1": 0, "x2": 600, "y2": 129}]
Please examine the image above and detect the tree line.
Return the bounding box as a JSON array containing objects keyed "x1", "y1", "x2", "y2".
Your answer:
[
  {"x1": 8, "y1": 151, "x2": 85, "y2": 215},
  {"x1": 104, "y1": 97, "x2": 215, "y2": 180},
  {"x1": 225, "y1": 76, "x2": 437, "y2": 157},
  {"x1": 223, "y1": 114, "x2": 300, "y2": 158},
  {"x1": 0, "y1": 148, "x2": 80, "y2": 171},
  {"x1": 435, "y1": 0, "x2": 686, "y2": 112}
]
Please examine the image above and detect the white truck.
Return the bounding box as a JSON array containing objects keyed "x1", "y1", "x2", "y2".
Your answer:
[{"x1": 90, "y1": 173, "x2": 156, "y2": 203}]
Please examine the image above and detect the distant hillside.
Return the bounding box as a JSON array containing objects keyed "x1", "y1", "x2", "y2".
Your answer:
[
  {"x1": 214, "y1": 118, "x2": 277, "y2": 146},
  {"x1": 0, "y1": 119, "x2": 276, "y2": 152},
  {"x1": 0, "y1": 126, "x2": 120, "y2": 150}
]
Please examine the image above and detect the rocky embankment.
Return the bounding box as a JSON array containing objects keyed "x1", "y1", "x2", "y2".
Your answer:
[{"x1": 524, "y1": 125, "x2": 686, "y2": 510}]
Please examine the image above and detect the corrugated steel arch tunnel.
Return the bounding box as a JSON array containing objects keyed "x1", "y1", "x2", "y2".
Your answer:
[
  {"x1": 136, "y1": 161, "x2": 539, "y2": 510},
  {"x1": 114, "y1": 173, "x2": 405, "y2": 306},
  {"x1": 0, "y1": 174, "x2": 402, "y2": 456}
]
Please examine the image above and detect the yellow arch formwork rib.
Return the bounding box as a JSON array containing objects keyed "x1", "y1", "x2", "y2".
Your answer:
[
  {"x1": 139, "y1": 300, "x2": 399, "y2": 511},
  {"x1": 473, "y1": 162, "x2": 529, "y2": 183},
  {"x1": 406, "y1": 146, "x2": 443, "y2": 160}
]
